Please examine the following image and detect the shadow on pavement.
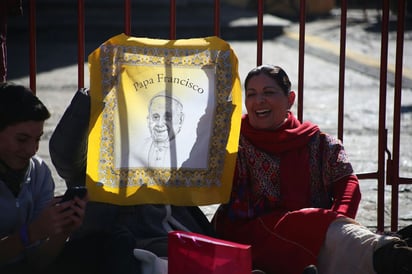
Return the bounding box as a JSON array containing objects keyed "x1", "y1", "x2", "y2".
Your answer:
[{"x1": 6, "y1": 1, "x2": 286, "y2": 80}]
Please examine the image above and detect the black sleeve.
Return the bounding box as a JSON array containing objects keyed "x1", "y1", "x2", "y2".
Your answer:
[{"x1": 49, "y1": 88, "x2": 90, "y2": 187}]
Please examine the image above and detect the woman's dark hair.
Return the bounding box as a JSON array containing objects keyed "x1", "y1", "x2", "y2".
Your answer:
[
  {"x1": 0, "y1": 82, "x2": 51, "y2": 131},
  {"x1": 244, "y1": 65, "x2": 291, "y2": 96}
]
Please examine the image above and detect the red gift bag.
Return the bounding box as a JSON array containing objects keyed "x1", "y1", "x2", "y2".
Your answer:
[{"x1": 168, "y1": 230, "x2": 252, "y2": 274}]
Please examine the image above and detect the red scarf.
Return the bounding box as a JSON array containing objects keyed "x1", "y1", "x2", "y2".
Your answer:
[
  {"x1": 240, "y1": 112, "x2": 319, "y2": 154},
  {"x1": 240, "y1": 113, "x2": 320, "y2": 211}
]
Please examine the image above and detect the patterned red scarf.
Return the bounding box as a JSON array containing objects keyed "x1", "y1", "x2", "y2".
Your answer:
[
  {"x1": 240, "y1": 112, "x2": 320, "y2": 211},
  {"x1": 240, "y1": 112, "x2": 319, "y2": 154}
]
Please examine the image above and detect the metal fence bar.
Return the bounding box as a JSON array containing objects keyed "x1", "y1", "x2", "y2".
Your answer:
[
  {"x1": 377, "y1": 0, "x2": 390, "y2": 233},
  {"x1": 124, "y1": 0, "x2": 131, "y2": 36},
  {"x1": 22, "y1": 0, "x2": 411, "y2": 231},
  {"x1": 169, "y1": 0, "x2": 176, "y2": 40},
  {"x1": 337, "y1": 0, "x2": 347, "y2": 142},
  {"x1": 214, "y1": 0, "x2": 220, "y2": 37},
  {"x1": 256, "y1": 0, "x2": 264, "y2": 66},
  {"x1": 29, "y1": 0, "x2": 36, "y2": 93},
  {"x1": 390, "y1": 0, "x2": 407, "y2": 231},
  {"x1": 77, "y1": 0, "x2": 85, "y2": 89},
  {"x1": 297, "y1": 0, "x2": 306, "y2": 122}
]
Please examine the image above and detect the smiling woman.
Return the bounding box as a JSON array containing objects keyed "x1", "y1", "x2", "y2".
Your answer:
[
  {"x1": 244, "y1": 65, "x2": 295, "y2": 130},
  {"x1": 212, "y1": 65, "x2": 412, "y2": 274}
]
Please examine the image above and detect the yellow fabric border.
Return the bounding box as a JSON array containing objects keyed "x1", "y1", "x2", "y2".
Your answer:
[{"x1": 87, "y1": 34, "x2": 241, "y2": 206}]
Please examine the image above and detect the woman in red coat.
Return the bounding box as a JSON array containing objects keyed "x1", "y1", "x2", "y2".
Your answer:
[{"x1": 213, "y1": 65, "x2": 412, "y2": 274}]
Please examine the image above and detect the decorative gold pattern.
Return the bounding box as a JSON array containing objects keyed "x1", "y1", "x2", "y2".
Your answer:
[
  {"x1": 87, "y1": 35, "x2": 241, "y2": 205},
  {"x1": 97, "y1": 45, "x2": 233, "y2": 189}
]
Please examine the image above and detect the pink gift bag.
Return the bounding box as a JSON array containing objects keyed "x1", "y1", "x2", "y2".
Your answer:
[{"x1": 168, "y1": 230, "x2": 252, "y2": 274}]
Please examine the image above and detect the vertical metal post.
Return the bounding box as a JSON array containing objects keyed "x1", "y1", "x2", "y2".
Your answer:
[
  {"x1": 214, "y1": 0, "x2": 220, "y2": 37},
  {"x1": 169, "y1": 0, "x2": 176, "y2": 39},
  {"x1": 337, "y1": 0, "x2": 347, "y2": 141},
  {"x1": 77, "y1": 0, "x2": 85, "y2": 89},
  {"x1": 256, "y1": 0, "x2": 263, "y2": 66},
  {"x1": 390, "y1": 0, "x2": 406, "y2": 232},
  {"x1": 377, "y1": 0, "x2": 390, "y2": 233},
  {"x1": 29, "y1": 0, "x2": 36, "y2": 93},
  {"x1": 124, "y1": 0, "x2": 131, "y2": 36},
  {"x1": 297, "y1": 0, "x2": 306, "y2": 122}
]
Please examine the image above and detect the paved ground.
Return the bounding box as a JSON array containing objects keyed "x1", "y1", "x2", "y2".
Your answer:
[{"x1": 6, "y1": 6, "x2": 412, "y2": 231}]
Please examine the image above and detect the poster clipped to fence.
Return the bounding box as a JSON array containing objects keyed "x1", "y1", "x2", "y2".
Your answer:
[{"x1": 86, "y1": 33, "x2": 242, "y2": 206}]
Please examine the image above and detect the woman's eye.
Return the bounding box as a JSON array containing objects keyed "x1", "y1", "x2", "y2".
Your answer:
[
  {"x1": 264, "y1": 91, "x2": 275, "y2": 95},
  {"x1": 265, "y1": 90, "x2": 283, "y2": 96}
]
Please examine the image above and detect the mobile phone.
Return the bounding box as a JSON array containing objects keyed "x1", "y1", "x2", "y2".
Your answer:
[{"x1": 61, "y1": 186, "x2": 87, "y2": 202}]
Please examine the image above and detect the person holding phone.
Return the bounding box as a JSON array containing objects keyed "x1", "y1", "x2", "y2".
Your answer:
[{"x1": 0, "y1": 82, "x2": 87, "y2": 274}]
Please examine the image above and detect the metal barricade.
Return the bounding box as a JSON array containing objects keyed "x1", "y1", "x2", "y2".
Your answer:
[{"x1": 22, "y1": 0, "x2": 410, "y2": 232}]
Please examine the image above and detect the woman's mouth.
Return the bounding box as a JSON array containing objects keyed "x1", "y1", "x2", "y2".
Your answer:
[{"x1": 255, "y1": 109, "x2": 270, "y2": 117}]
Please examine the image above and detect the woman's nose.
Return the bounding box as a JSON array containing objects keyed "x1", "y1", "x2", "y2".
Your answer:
[{"x1": 256, "y1": 93, "x2": 266, "y2": 103}]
